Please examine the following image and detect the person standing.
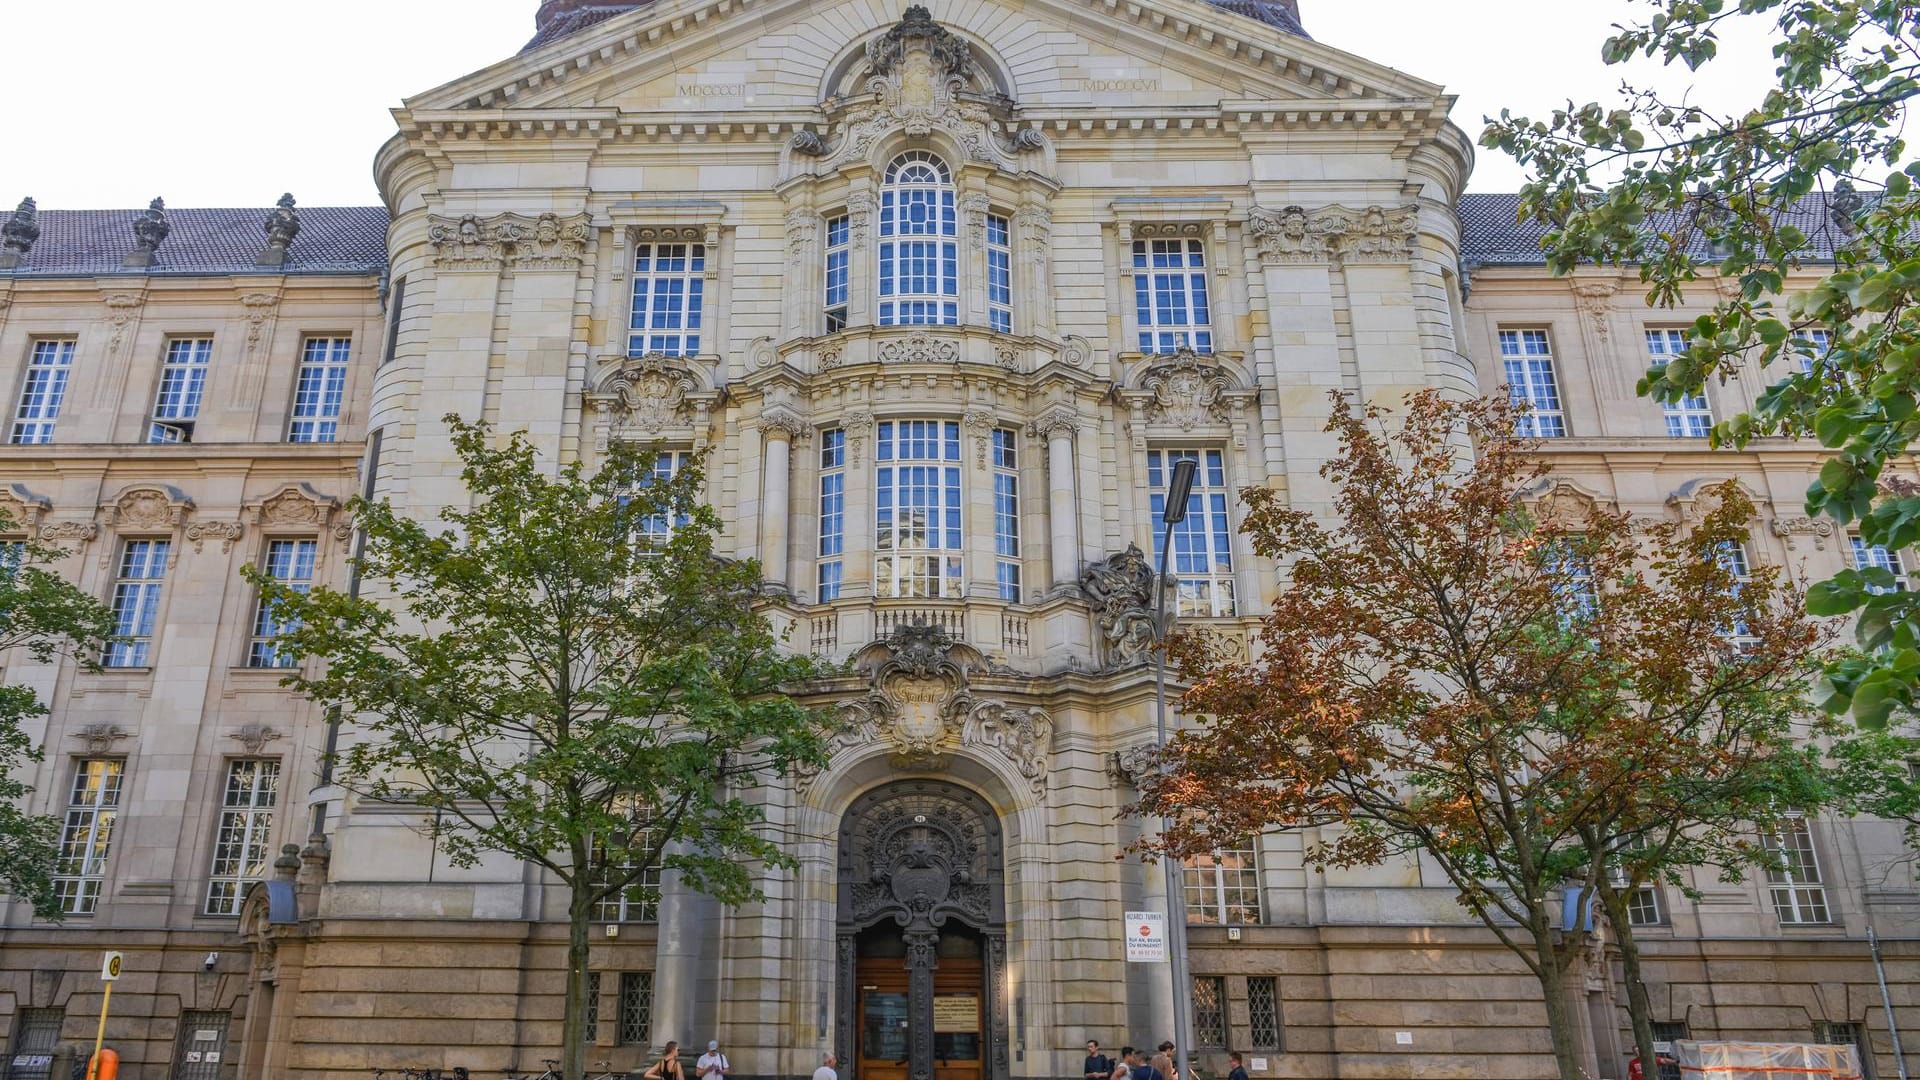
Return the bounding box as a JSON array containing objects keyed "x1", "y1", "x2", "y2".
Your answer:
[
  {"x1": 1227, "y1": 1052, "x2": 1248, "y2": 1080},
  {"x1": 696, "y1": 1042, "x2": 730, "y2": 1080},
  {"x1": 812, "y1": 1055, "x2": 838, "y2": 1080},
  {"x1": 1110, "y1": 1049, "x2": 1134, "y2": 1080},
  {"x1": 1130, "y1": 1048, "x2": 1162, "y2": 1080},
  {"x1": 644, "y1": 1043, "x2": 685, "y2": 1080},
  {"x1": 1084, "y1": 1041, "x2": 1113, "y2": 1080},
  {"x1": 1150, "y1": 1042, "x2": 1175, "y2": 1080}
]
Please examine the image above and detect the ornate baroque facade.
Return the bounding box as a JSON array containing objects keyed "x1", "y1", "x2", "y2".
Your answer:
[{"x1": 0, "y1": 3, "x2": 1912, "y2": 1080}]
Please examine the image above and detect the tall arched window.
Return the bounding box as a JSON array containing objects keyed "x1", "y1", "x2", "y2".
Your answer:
[{"x1": 878, "y1": 152, "x2": 959, "y2": 326}]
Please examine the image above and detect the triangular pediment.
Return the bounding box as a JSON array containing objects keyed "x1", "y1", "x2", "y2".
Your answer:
[{"x1": 403, "y1": 0, "x2": 1445, "y2": 118}]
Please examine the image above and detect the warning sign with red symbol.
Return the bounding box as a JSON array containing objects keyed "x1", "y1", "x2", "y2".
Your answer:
[{"x1": 1124, "y1": 911, "x2": 1167, "y2": 963}]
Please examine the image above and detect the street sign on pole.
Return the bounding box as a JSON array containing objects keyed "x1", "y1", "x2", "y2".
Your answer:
[
  {"x1": 1125, "y1": 911, "x2": 1167, "y2": 963},
  {"x1": 100, "y1": 953, "x2": 122, "y2": 982},
  {"x1": 88, "y1": 952, "x2": 121, "y2": 1080}
]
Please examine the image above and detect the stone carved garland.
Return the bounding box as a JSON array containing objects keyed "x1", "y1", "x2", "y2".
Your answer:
[
  {"x1": 805, "y1": 623, "x2": 1054, "y2": 795},
  {"x1": 427, "y1": 212, "x2": 592, "y2": 271},
  {"x1": 185, "y1": 520, "x2": 245, "y2": 554},
  {"x1": 876, "y1": 331, "x2": 959, "y2": 365},
  {"x1": 585, "y1": 354, "x2": 722, "y2": 445},
  {"x1": 1247, "y1": 203, "x2": 1418, "y2": 264},
  {"x1": 1771, "y1": 515, "x2": 1837, "y2": 552},
  {"x1": 1080, "y1": 544, "x2": 1159, "y2": 669},
  {"x1": 1141, "y1": 347, "x2": 1234, "y2": 429},
  {"x1": 250, "y1": 484, "x2": 339, "y2": 529},
  {"x1": 107, "y1": 486, "x2": 192, "y2": 530},
  {"x1": 71, "y1": 724, "x2": 132, "y2": 754}
]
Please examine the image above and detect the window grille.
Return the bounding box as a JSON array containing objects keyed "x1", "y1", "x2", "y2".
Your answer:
[
  {"x1": 1149, "y1": 449, "x2": 1235, "y2": 617},
  {"x1": 1184, "y1": 843, "x2": 1260, "y2": 924},
  {"x1": 248, "y1": 539, "x2": 317, "y2": 667},
  {"x1": 987, "y1": 214, "x2": 1013, "y2": 333},
  {"x1": 993, "y1": 429, "x2": 1021, "y2": 601},
  {"x1": 150, "y1": 338, "x2": 212, "y2": 443},
  {"x1": 53, "y1": 759, "x2": 122, "y2": 915},
  {"x1": 1817, "y1": 1022, "x2": 1873, "y2": 1080},
  {"x1": 204, "y1": 759, "x2": 280, "y2": 915},
  {"x1": 288, "y1": 337, "x2": 351, "y2": 443},
  {"x1": 619, "y1": 972, "x2": 655, "y2": 1047},
  {"x1": 818, "y1": 430, "x2": 846, "y2": 603},
  {"x1": 584, "y1": 972, "x2": 602, "y2": 1044},
  {"x1": 875, "y1": 420, "x2": 964, "y2": 598},
  {"x1": 103, "y1": 540, "x2": 170, "y2": 667},
  {"x1": 629, "y1": 243, "x2": 706, "y2": 356},
  {"x1": 10, "y1": 340, "x2": 74, "y2": 445},
  {"x1": 1247, "y1": 976, "x2": 1281, "y2": 1050},
  {"x1": 6, "y1": 1008, "x2": 64, "y2": 1080},
  {"x1": 878, "y1": 152, "x2": 959, "y2": 326},
  {"x1": 1191, "y1": 977, "x2": 1226, "y2": 1049},
  {"x1": 1133, "y1": 238, "x2": 1212, "y2": 353}
]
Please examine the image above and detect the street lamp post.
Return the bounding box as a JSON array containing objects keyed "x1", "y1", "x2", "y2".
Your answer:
[{"x1": 1154, "y1": 457, "x2": 1198, "y2": 1080}]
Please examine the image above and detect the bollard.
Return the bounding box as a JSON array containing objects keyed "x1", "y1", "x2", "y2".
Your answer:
[{"x1": 85, "y1": 1049, "x2": 118, "y2": 1080}]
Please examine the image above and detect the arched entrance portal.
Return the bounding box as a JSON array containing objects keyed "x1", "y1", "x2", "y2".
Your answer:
[{"x1": 836, "y1": 780, "x2": 1009, "y2": 1080}]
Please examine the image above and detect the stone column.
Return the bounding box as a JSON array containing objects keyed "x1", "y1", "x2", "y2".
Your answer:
[
  {"x1": 1028, "y1": 407, "x2": 1082, "y2": 591},
  {"x1": 758, "y1": 410, "x2": 805, "y2": 593}
]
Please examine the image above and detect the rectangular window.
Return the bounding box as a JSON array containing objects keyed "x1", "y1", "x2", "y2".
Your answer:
[
  {"x1": 987, "y1": 214, "x2": 1013, "y2": 334},
  {"x1": 1499, "y1": 329, "x2": 1566, "y2": 437},
  {"x1": 204, "y1": 759, "x2": 280, "y2": 915},
  {"x1": 150, "y1": 338, "x2": 213, "y2": 443},
  {"x1": 593, "y1": 804, "x2": 663, "y2": 923},
  {"x1": 1133, "y1": 238, "x2": 1212, "y2": 354},
  {"x1": 381, "y1": 276, "x2": 406, "y2": 366},
  {"x1": 879, "y1": 165, "x2": 959, "y2": 326},
  {"x1": 993, "y1": 429, "x2": 1021, "y2": 602},
  {"x1": 11, "y1": 340, "x2": 75, "y2": 445},
  {"x1": 1648, "y1": 330, "x2": 1713, "y2": 437},
  {"x1": 818, "y1": 429, "x2": 846, "y2": 603},
  {"x1": 288, "y1": 337, "x2": 351, "y2": 443},
  {"x1": 1545, "y1": 537, "x2": 1598, "y2": 623},
  {"x1": 1718, "y1": 541, "x2": 1756, "y2": 644},
  {"x1": 1184, "y1": 843, "x2": 1260, "y2": 925},
  {"x1": 1818, "y1": 1022, "x2": 1873, "y2": 1080},
  {"x1": 1149, "y1": 449, "x2": 1235, "y2": 617},
  {"x1": 633, "y1": 451, "x2": 692, "y2": 547},
  {"x1": 53, "y1": 759, "x2": 123, "y2": 915},
  {"x1": 618, "y1": 972, "x2": 655, "y2": 1047},
  {"x1": 875, "y1": 420, "x2": 964, "y2": 598},
  {"x1": 103, "y1": 540, "x2": 170, "y2": 667},
  {"x1": 1794, "y1": 328, "x2": 1833, "y2": 374},
  {"x1": 1625, "y1": 884, "x2": 1663, "y2": 927},
  {"x1": 629, "y1": 243, "x2": 706, "y2": 357},
  {"x1": 1191, "y1": 977, "x2": 1226, "y2": 1049},
  {"x1": 1851, "y1": 534, "x2": 1909, "y2": 594},
  {"x1": 584, "y1": 971, "x2": 602, "y2": 1044},
  {"x1": 7, "y1": 1008, "x2": 65, "y2": 1080},
  {"x1": 248, "y1": 539, "x2": 318, "y2": 668},
  {"x1": 1764, "y1": 814, "x2": 1830, "y2": 924},
  {"x1": 825, "y1": 216, "x2": 850, "y2": 334},
  {"x1": 1247, "y1": 976, "x2": 1282, "y2": 1050}
]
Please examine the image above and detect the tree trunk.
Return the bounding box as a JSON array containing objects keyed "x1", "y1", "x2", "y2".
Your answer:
[
  {"x1": 1600, "y1": 886, "x2": 1661, "y2": 1080},
  {"x1": 1530, "y1": 921, "x2": 1587, "y2": 1080},
  {"x1": 563, "y1": 891, "x2": 593, "y2": 1080}
]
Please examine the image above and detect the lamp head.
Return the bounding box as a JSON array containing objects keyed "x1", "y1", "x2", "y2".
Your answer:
[{"x1": 1161, "y1": 458, "x2": 1199, "y2": 525}]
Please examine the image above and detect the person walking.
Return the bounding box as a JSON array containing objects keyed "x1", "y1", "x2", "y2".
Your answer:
[
  {"x1": 644, "y1": 1043, "x2": 685, "y2": 1080},
  {"x1": 1084, "y1": 1041, "x2": 1114, "y2": 1080},
  {"x1": 1226, "y1": 1052, "x2": 1248, "y2": 1080},
  {"x1": 696, "y1": 1042, "x2": 730, "y2": 1080},
  {"x1": 812, "y1": 1055, "x2": 838, "y2": 1080}
]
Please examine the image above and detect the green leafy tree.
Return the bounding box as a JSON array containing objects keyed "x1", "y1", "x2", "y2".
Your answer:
[
  {"x1": 0, "y1": 514, "x2": 117, "y2": 918},
  {"x1": 247, "y1": 418, "x2": 832, "y2": 1080},
  {"x1": 1480, "y1": 0, "x2": 1920, "y2": 727}
]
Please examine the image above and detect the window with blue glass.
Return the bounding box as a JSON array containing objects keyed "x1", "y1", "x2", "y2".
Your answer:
[
  {"x1": 104, "y1": 539, "x2": 170, "y2": 667},
  {"x1": 1851, "y1": 533, "x2": 1908, "y2": 594},
  {"x1": 248, "y1": 539, "x2": 318, "y2": 668},
  {"x1": 629, "y1": 451, "x2": 693, "y2": 547},
  {"x1": 993, "y1": 429, "x2": 1021, "y2": 601},
  {"x1": 1148, "y1": 449, "x2": 1235, "y2": 616},
  {"x1": 288, "y1": 337, "x2": 350, "y2": 443},
  {"x1": 1498, "y1": 329, "x2": 1566, "y2": 437},
  {"x1": 876, "y1": 420, "x2": 964, "y2": 598},
  {"x1": 818, "y1": 429, "x2": 846, "y2": 602},
  {"x1": 629, "y1": 243, "x2": 705, "y2": 357},
  {"x1": 879, "y1": 153, "x2": 959, "y2": 326},
  {"x1": 11, "y1": 340, "x2": 75, "y2": 445},
  {"x1": 150, "y1": 338, "x2": 212, "y2": 443},
  {"x1": 1647, "y1": 330, "x2": 1712, "y2": 437},
  {"x1": 1133, "y1": 238, "x2": 1212, "y2": 354},
  {"x1": 987, "y1": 214, "x2": 1013, "y2": 334},
  {"x1": 824, "y1": 215, "x2": 850, "y2": 333}
]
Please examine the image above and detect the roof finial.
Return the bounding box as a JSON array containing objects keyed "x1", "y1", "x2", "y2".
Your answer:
[
  {"x1": 0, "y1": 197, "x2": 39, "y2": 270},
  {"x1": 124, "y1": 197, "x2": 171, "y2": 268},
  {"x1": 258, "y1": 193, "x2": 301, "y2": 267}
]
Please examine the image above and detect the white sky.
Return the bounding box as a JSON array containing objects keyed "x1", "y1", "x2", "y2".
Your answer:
[{"x1": 0, "y1": 0, "x2": 1784, "y2": 209}]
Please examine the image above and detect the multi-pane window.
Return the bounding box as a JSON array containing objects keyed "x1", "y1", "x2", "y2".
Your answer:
[
  {"x1": 875, "y1": 420, "x2": 964, "y2": 598},
  {"x1": 1625, "y1": 884, "x2": 1664, "y2": 926},
  {"x1": 1499, "y1": 330, "x2": 1566, "y2": 437},
  {"x1": 1133, "y1": 238, "x2": 1212, "y2": 354},
  {"x1": 248, "y1": 539, "x2": 317, "y2": 668},
  {"x1": 584, "y1": 972, "x2": 602, "y2": 1044},
  {"x1": 618, "y1": 972, "x2": 655, "y2": 1047},
  {"x1": 1544, "y1": 538, "x2": 1598, "y2": 623},
  {"x1": 1794, "y1": 329, "x2": 1833, "y2": 374},
  {"x1": 878, "y1": 152, "x2": 959, "y2": 326},
  {"x1": 11, "y1": 340, "x2": 75, "y2": 445},
  {"x1": 1648, "y1": 330, "x2": 1713, "y2": 437},
  {"x1": 150, "y1": 338, "x2": 213, "y2": 443},
  {"x1": 1718, "y1": 541, "x2": 1755, "y2": 644},
  {"x1": 986, "y1": 214, "x2": 1013, "y2": 334},
  {"x1": 824, "y1": 215, "x2": 850, "y2": 333},
  {"x1": 1184, "y1": 843, "x2": 1260, "y2": 925},
  {"x1": 593, "y1": 803, "x2": 664, "y2": 923},
  {"x1": 1247, "y1": 976, "x2": 1282, "y2": 1050},
  {"x1": 103, "y1": 540, "x2": 170, "y2": 667},
  {"x1": 288, "y1": 337, "x2": 351, "y2": 443},
  {"x1": 1764, "y1": 814, "x2": 1830, "y2": 924},
  {"x1": 0, "y1": 539, "x2": 24, "y2": 578},
  {"x1": 204, "y1": 759, "x2": 280, "y2": 915},
  {"x1": 628, "y1": 243, "x2": 706, "y2": 357},
  {"x1": 1149, "y1": 449, "x2": 1235, "y2": 617},
  {"x1": 632, "y1": 451, "x2": 691, "y2": 547},
  {"x1": 818, "y1": 430, "x2": 846, "y2": 603},
  {"x1": 1818, "y1": 1022, "x2": 1873, "y2": 1080},
  {"x1": 992, "y1": 429, "x2": 1021, "y2": 602},
  {"x1": 1851, "y1": 534, "x2": 1909, "y2": 594},
  {"x1": 1191, "y1": 977, "x2": 1226, "y2": 1049},
  {"x1": 53, "y1": 759, "x2": 123, "y2": 915}
]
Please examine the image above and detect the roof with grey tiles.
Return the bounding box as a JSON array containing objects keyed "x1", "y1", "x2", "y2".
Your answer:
[
  {"x1": 1458, "y1": 191, "x2": 1861, "y2": 269},
  {"x1": 0, "y1": 205, "x2": 388, "y2": 278}
]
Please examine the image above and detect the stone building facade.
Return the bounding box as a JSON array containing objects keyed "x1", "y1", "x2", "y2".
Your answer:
[{"x1": 0, "y1": 3, "x2": 1913, "y2": 1080}]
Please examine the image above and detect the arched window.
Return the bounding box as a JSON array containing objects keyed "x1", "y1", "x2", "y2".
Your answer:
[{"x1": 878, "y1": 152, "x2": 958, "y2": 326}]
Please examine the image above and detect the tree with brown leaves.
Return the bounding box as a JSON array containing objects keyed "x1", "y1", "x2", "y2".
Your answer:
[{"x1": 1137, "y1": 391, "x2": 1831, "y2": 1080}]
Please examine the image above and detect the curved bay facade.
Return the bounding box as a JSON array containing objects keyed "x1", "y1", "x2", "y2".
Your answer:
[{"x1": 0, "y1": 3, "x2": 1913, "y2": 1080}]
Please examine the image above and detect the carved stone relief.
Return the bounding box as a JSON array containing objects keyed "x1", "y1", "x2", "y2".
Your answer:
[
  {"x1": 427, "y1": 212, "x2": 592, "y2": 271},
  {"x1": 1771, "y1": 515, "x2": 1837, "y2": 552},
  {"x1": 107, "y1": 486, "x2": 192, "y2": 530},
  {"x1": 71, "y1": 724, "x2": 132, "y2": 754},
  {"x1": 185, "y1": 521, "x2": 245, "y2": 554},
  {"x1": 1081, "y1": 544, "x2": 1158, "y2": 670},
  {"x1": 249, "y1": 484, "x2": 339, "y2": 529},
  {"x1": 1141, "y1": 347, "x2": 1234, "y2": 428},
  {"x1": 1247, "y1": 203, "x2": 1418, "y2": 264},
  {"x1": 876, "y1": 331, "x2": 959, "y2": 365}
]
